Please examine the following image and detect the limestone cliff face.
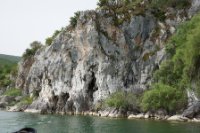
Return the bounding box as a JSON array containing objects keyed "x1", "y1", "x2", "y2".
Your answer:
[{"x1": 16, "y1": 3, "x2": 197, "y2": 114}]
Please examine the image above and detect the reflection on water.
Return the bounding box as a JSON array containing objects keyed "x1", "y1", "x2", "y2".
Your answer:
[{"x1": 0, "y1": 111, "x2": 200, "y2": 133}]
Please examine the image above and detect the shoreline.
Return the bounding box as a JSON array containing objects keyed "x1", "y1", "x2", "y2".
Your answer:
[{"x1": 13, "y1": 108, "x2": 200, "y2": 123}]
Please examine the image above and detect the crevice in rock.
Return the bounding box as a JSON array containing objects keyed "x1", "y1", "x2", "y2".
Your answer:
[
  {"x1": 86, "y1": 71, "x2": 98, "y2": 102},
  {"x1": 47, "y1": 79, "x2": 52, "y2": 87},
  {"x1": 56, "y1": 92, "x2": 70, "y2": 112},
  {"x1": 48, "y1": 94, "x2": 58, "y2": 113}
]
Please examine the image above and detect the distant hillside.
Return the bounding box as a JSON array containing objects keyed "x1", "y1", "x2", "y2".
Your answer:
[{"x1": 0, "y1": 54, "x2": 21, "y2": 66}]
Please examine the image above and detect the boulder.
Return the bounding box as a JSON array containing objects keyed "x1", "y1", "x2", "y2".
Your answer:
[
  {"x1": 167, "y1": 115, "x2": 189, "y2": 122},
  {"x1": 155, "y1": 109, "x2": 167, "y2": 120},
  {"x1": 128, "y1": 113, "x2": 144, "y2": 119},
  {"x1": 99, "y1": 109, "x2": 111, "y2": 117},
  {"x1": 144, "y1": 111, "x2": 154, "y2": 119},
  {"x1": 191, "y1": 118, "x2": 200, "y2": 122}
]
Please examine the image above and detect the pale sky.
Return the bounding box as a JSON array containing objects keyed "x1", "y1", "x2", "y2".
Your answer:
[{"x1": 0, "y1": 0, "x2": 98, "y2": 56}]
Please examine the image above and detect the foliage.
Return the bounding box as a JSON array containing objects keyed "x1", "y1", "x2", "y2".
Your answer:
[
  {"x1": 97, "y1": 0, "x2": 144, "y2": 26},
  {"x1": 3, "y1": 88, "x2": 22, "y2": 97},
  {"x1": 150, "y1": 0, "x2": 191, "y2": 9},
  {"x1": 150, "y1": 8, "x2": 166, "y2": 21},
  {"x1": 153, "y1": 60, "x2": 183, "y2": 86},
  {"x1": 22, "y1": 41, "x2": 42, "y2": 59},
  {"x1": 18, "y1": 96, "x2": 33, "y2": 106},
  {"x1": 141, "y1": 83, "x2": 187, "y2": 113},
  {"x1": 70, "y1": 12, "x2": 80, "y2": 28},
  {"x1": 152, "y1": 13, "x2": 200, "y2": 104},
  {"x1": 96, "y1": 0, "x2": 191, "y2": 24},
  {"x1": 0, "y1": 54, "x2": 20, "y2": 87},
  {"x1": 0, "y1": 54, "x2": 20, "y2": 65},
  {"x1": 0, "y1": 64, "x2": 18, "y2": 87},
  {"x1": 105, "y1": 91, "x2": 138, "y2": 109},
  {"x1": 45, "y1": 30, "x2": 61, "y2": 46}
]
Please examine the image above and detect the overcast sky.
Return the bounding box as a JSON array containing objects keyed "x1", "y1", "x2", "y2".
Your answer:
[{"x1": 0, "y1": 0, "x2": 98, "y2": 56}]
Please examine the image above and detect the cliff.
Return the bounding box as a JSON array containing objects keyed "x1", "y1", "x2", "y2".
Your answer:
[{"x1": 10, "y1": 0, "x2": 200, "y2": 117}]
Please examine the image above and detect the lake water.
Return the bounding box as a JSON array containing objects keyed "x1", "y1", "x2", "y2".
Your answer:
[{"x1": 0, "y1": 111, "x2": 200, "y2": 133}]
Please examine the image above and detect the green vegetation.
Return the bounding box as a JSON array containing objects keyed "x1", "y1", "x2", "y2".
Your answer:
[
  {"x1": 164, "y1": 13, "x2": 200, "y2": 97},
  {"x1": 141, "y1": 83, "x2": 187, "y2": 113},
  {"x1": 105, "y1": 91, "x2": 138, "y2": 109},
  {"x1": 0, "y1": 54, "x2": 20, "y2": 88},
  {"x1": 70, "y1": 12, "x2": 80, "y2": 28},
  {"x1": 3, "y1": 88, "x2": 22, "y2": 97},
  {"x1": 97, "y1": 0, "x2": 191, "y2": 23},
  {"x1": 18, "y1": 96, "x2": 33, "y2": 106},
  {"x1": 22, "y1": 41, "x2": 42, "y2": 59},
  {"x1": 0, "y1": 54, "x2": 20, "y2": 65},
  {"x1": 45, "y1": 30, "x2": 61, "y2": 46},
  {"x1": 141, "y1": 13, "x2": 200, "y2": 113},
  {"x1": 140, "y1": 11, "x2": 200, "y2": 114},
  {"x1": 97, "y1": 0, "x2": 144, "y2": 25},
  {"x1": 150, "y1": 0, "x2": 190, "y2": 10}
]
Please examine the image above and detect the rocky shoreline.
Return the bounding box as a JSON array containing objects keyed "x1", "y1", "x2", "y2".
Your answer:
[
  {"x1": 1, "y1": 92, "x2": 200, "y2": 123},
  {"x1": 6, "y1": 107, "x2": 199, "y2": 123}
]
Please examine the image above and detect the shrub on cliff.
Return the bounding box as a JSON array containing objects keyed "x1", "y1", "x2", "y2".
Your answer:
[
  {"x1": 70, "y1": 12, "x2": 80, "y2": 28},
  {"x1": 22, "y1": 41, "x2": 42, "y2": 59},
  {"x1": 45, "y1": 30, "x2": 61, "y2": 46},
  {"x1": 3, "y1": 88, "x2": 22, "y2": 97},
  {"x1": 105, "y1": 91, "x2": 138, "y2": 110},
  {"x1": 141, "y1": 83, "x2": 187, "y2": 113},
  {"x1": 155, "y1": 13, "x2": 200, "y2": 97},
  {"x1": 97, "y1": 0, "x2": 144, "y2": 25},
  {"x1": 150, "y1": 0, "x2": 190, "y2": 9}
]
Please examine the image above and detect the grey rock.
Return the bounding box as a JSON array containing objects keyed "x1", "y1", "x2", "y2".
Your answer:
[
  {"x1": 183, "y1": 102, "x2": 200, "y2": 119},
  {"x1": 0, "y1": 96, "x2": 15, "y2": 104},
  {"x1": 15, "y1": 96, "x2": 23, "y2": 102},
  {"x1": 0, "y1": 102, "x2": 6, "y2": 109},
  {"x1": 15, "y1": 4, "x2": 199, "y2": 114},
  {"x1": 189, "y1": 0, "x2": 200, "y2": 17},
  {"x1": 155, "y1": 109, "x2": 168, "y2": 120},
  {"x1": 167, "y1": 115, "x2": 189, "y2": 122}
]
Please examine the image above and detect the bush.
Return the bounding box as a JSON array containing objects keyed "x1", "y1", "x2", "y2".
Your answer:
[
  {"x1": 141, "y1": 83, "x2": 187, "y2": 113},
  {"x1": 4, "y1": 88, "x2": 22, "y2": 97},
  {"x1": 105, "y1": 91, "x2": 138, "y2": 109},
  {"x1": 151, "y1": 8, "x2": 166, "y2": 21},
  {"x1": 45, "y1": 30, "x2": 61, "y2": 46},
  {"x1": 157, "y1": 13, "x2": 200, "y2": 97},
  {"x1": 70, "y1": 12, "x2": 80, "y2": 28},
  {"x1": 150, "y1": 0, "x2": 190, "y2": 9},
  {"x1": 153, "y1": 60, "x2": 183, "y2": 86},
  {"x1": 22, "y1": 41, "x2": 42, "y2": 59}
]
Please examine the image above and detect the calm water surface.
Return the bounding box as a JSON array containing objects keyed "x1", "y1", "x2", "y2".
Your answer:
[{"x1": 0, "y1": 111, "x2": 200, "y2": 133}]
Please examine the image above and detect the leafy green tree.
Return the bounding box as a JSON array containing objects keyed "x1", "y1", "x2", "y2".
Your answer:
[
  {"x1": 141, "y1": 83, "x2": 187, "y2": 113},
  {"x1": 154, "y1": 13, "x2": 200, "y2": 99},
  {"x1": 22, "y1": 41, "x2": 42, "y2": 59},
  {"x1": 70, "y1": 12, "x2": 80, "y2": 28}
]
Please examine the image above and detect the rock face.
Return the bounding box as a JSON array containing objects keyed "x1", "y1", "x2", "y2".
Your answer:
[
  {"x1": 183, "y1": 102, "x2": 200, "y2": 119},
  {"x1": 189, "y1": 0, "x2": 200, "y2": 16},
  {"x1": 16, "y1": 11, "x2": 166, "y2": 114},
  {"x1": 15, "y1": 0, "x2": 200, "y2": 114}
]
